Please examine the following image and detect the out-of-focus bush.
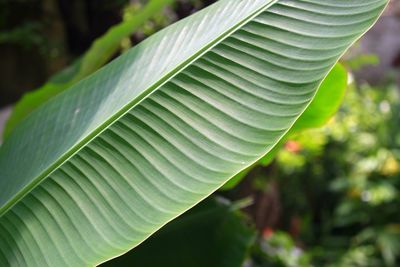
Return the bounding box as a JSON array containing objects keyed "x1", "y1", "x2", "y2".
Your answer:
[{"x1": 249, "y1": 79, "x2": 400, "y2": 266}]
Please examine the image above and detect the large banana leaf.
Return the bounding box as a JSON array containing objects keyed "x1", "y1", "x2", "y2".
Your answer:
[{"x1": 0, "y1": 0, "x2": 388, "y2": 266}]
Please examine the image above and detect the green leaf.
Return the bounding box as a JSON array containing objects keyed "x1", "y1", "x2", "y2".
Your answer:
[
  {"x1": 101, "y1": 198, "x2": 255, "y2": 267},
  {"x1": 221, "y1": 63, "x2": 348, "y2": 190},
  {"x1": 290, "y1": 63, "x2": 348, "y2": 132},
  {"x1": 2, "y1": 0, "x2": 173, "y2": 140},
  {"x1": 0, "y1": 0, "x2": 387, "y2": 266}
]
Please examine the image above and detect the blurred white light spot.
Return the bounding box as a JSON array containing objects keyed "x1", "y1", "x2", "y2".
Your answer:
[
  {"x1": 379, "y1": 101, "x2": 390, "y2": 113},
  {"x1": 361, "y1": 191, "x2": 371, "y2": 202}
]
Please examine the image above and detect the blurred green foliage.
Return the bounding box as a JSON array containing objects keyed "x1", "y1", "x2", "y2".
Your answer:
[
  {"x1": 248, "y1": 80, "x2": 400, "y2": 266},
  {"x1": 0, "y1": 22, "x2": 43, "y2": 48}
]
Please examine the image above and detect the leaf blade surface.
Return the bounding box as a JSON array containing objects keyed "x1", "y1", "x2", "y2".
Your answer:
[{"x1": 0, "y1": 0, "x2": 388, "y2": 266}]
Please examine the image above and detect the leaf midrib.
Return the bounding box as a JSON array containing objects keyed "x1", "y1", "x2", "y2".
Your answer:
[{"x1": 0, "y1": 0, "x2": 279, "y2": 216}]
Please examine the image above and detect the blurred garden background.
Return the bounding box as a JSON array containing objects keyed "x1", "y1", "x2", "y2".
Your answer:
[{"x1": 0, "y1": 0, "x2": 399, "y2": 266}]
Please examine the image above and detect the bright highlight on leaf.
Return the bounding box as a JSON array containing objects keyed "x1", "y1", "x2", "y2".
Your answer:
[{"x1": 0, "y1": 0, "x2": 388, "y2": 266}]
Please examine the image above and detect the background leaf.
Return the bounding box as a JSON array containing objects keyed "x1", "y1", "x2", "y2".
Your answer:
[
  {"x1": 291, "y1": 63, "x2": 348, "y2": 132},
  {"x1": 101, "y1": 198, "x2": 255, "y2": 267}
]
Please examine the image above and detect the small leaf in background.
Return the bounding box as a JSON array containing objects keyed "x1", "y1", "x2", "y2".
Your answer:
[{"x1": 290, "y1": 64, "x2": 348, "y2": 132}]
